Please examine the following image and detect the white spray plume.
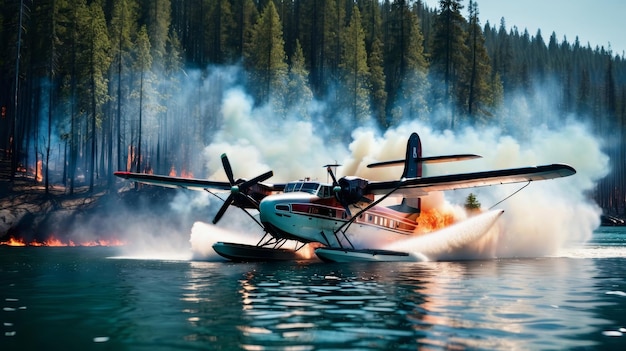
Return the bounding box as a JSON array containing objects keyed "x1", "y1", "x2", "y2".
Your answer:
[{"x1": 384, "y1": 209, "x2": 504, "y2": 260}]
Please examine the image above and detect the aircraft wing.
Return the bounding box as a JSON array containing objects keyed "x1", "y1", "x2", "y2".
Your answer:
[
  {"x1": 114, "y1": 171, "x2": 231, "y2": 191},
  {"x1": 365, "y1": 163, "x2": 576, "y2": 196},
  {"x1": 114, "y1": 171, "x2": 286, "y2": 192}
]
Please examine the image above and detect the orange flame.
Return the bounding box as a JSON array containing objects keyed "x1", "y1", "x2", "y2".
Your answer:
[
  {"x1": 0, "y1": 237, "x2": 26, "y2": 246},
  {"x1": 0, "y1": 235, "x2": 125, "y2": 247},
  {"x1": 37, "y1": 160, "x2": 43, "y2": 182},
  {"x1": 415, "y1": 208, "x2": 456, "y2": 234}
]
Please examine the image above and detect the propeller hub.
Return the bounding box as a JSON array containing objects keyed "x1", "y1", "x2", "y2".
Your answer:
[{"x1": 230, "y1": 185, "x2": 240, "y2": 194}]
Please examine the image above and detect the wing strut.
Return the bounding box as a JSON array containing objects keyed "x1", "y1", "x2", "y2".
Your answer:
[
  {"x1": 488, "y1": 181, "x2": 531, "y2": 210},
  {"x1": 333, "y1": 184, "x2": 404, "y2": 249}
]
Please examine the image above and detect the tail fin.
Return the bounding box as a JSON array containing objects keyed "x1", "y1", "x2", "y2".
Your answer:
[
  {"x1": 402, "y1": 132, "x2": 422, "y2": 179},
  {"x1": 366, "y1": 132, "x2": 481, "y2": 175},
  {"x1": 367, "y1": 132, "x2": 480, "y2": 216},
  {"x1": 401, "y1": 133, "x2": 422, "y2": 214}
]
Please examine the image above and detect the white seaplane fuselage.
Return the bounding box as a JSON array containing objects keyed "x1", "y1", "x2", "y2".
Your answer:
[{"x1": 259, "y1": 180, "x2": 420, "y2": 248}]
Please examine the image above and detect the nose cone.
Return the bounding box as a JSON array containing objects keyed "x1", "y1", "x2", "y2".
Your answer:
[
  {"x1": 258, "y1": 197, "x2": 276, "y2": 224},
  {"x1": 259, "y1": 193, "x2": 315, "y2": 242},
  {"x1": 259, "y1": 193, "x2": 309, "y2": 223}
]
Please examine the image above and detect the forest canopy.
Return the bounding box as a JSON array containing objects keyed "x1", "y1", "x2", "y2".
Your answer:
[{"x1": 0, "y1": 0, "x2": 625, "y2": 214}]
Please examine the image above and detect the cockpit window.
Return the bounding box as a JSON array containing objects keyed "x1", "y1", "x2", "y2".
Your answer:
[
  {"x1": 300, "y1": 182, "x2": 319, "y2": 195},
  {"x1": 284, "y1": 182, "x2": 297, "y2": 193},
  {"x1": 318, "y1": 185, "x2": 333, "y2": 198},
  {"x1": 284, "y1": 181, "x2": 325, "y2": 196}
]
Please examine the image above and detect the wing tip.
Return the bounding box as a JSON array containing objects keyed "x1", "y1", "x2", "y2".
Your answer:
[{"x1": 557, "y1": 163, "x2": 577, "y2": 176}]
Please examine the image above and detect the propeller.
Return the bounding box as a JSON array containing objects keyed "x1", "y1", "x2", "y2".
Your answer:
[
  {"x1": 213, "y1": 154, "x2": 273, "y2": 224},
  {"x1": 326, "y1": 165, "x2": 348, "y2": 215}
]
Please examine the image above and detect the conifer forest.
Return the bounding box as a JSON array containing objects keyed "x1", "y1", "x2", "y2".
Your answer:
[{"x1": 1, "y1": 0, "x2": 625, "y2": 215}]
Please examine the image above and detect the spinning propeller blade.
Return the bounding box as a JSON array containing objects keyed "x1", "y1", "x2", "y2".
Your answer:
[
  {"x1": 213, "y1": 193, "x2": 234, "y2": 224},
  {"x1": 221, "y1": 153, "x2": 236, "y2": 185},
  {"x1": 239, "y1": 170, "x2": 273, "y2": 192},
  {"x1": 213, "y1": 155, "x2": 274, "y2": 224},
  {"x1": 326, "y1": 166, "x2": 353, "y2": 217}
]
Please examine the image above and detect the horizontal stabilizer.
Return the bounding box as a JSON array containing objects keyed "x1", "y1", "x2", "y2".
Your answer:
[{"x1": 367, "y1": 154, "x2": 481, "y2": 168}]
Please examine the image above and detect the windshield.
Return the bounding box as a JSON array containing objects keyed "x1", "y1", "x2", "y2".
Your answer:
[
  {"x1": 300, "y1": 182, "x2": 319, "y2": 194},
  {"x1": 284, "y1": 181, "x2": 323, "y2": 196}
]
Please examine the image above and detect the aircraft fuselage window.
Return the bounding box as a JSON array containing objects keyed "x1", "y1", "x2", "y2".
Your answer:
[{"x1": 318, "y1": 185, "x2": 332, "y2": 198}]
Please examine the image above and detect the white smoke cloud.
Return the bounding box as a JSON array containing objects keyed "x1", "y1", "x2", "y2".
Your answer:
[
  {"x1": 117, "y1": 64, "x2": 608, "y2": 261},
  {"x1": 202, "y1": 87, "x2": 349, "y2": 183},
  {"x1": 191, "y1": 72, "x2": 608, "y2": 259}
]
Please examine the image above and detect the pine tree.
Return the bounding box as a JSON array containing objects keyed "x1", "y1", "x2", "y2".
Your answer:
[
  {"x1": 132, "y1": 25, "x2": 153, "y2": 175},
  {"x1": 109, "y1": 0, "x2": 138, "y2": 173},
  {"x1": 238, "y1": 0, "x2": 259, "y2": 59},
  {"x1": 145, "y1": 0, "x2": 171, "y2": 170},
  {"x1": 30, "y1": 0, "x2": 61, "y2": 192},
  {"x1": 464, "y1": 192, "x2": 481, "y2": 211},
  {"x1": 325, "y1": 0, "x2": 346, "y2": 92},
  {"x1": 245, "y1": 1, "x2": 288, "y2": 108},
  {"x1": 207, "y1": 0, "x2": 236, "y2": 64},
  {"x1": 430, "y1": 0, "x2": 468, "y2": 128},
  {"x1": 339, "y1": 5, "x2": 371, "y2": 124},
  {"x1": 85, "y1": 2, "x2": 112, "y2": 191},
  {"x1": 465, "y1": 0, "x2": 493, "y2": 122},
  {"x1": 369, "y1": 37, "x2": 387, "y2": 127},
  {"x1": 358, "y1": 0, "x2": 383, "y2": 52},
  {"x1": 494, "y1": 17, "x2": 512, "y2": 91},
  {"x1": 170, "y1": 0, "x2": 205, "y2": 66},
  {"x1": 61, "y1": 0, "x2": 90, "y2": 194},
  {"x1": 386, "y1": 1, "x2": 429, "y2": 125},
  {"x1": 158, "y1": 30, "x2": 184, "y2": 175},
  {"x1": 145, "y1": 0, "x2": 171, "y2": 73},
  {"x1": 286, "y1": 39, "x2": 313, "y2": 119}
]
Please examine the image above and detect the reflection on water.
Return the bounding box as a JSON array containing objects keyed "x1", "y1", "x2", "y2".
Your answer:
[
  {"x1": 226, "y1": 259, "x2": 625, "y2": 350},
  {"x1": 236, "y1": 263, "x2": 417, "y2": 350},
  {"x1": 1, "y1": 229, "x2": 626, "y2": 350}
]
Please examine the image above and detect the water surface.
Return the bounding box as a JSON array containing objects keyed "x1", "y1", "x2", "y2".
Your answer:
[{"x1": 2, "y1": 228, "x2": 626, "y2": 350}]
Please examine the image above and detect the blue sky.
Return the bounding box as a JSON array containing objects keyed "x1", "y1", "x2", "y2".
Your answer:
[{"x1": 421, "y1": 0, "x2": 626, "y2": 56}]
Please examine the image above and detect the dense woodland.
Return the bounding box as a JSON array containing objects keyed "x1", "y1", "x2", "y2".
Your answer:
[{"x1": 1, "y1": 0, "x2": 625, "y2": 214}]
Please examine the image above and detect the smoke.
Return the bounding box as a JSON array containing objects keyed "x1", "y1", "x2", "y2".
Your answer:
[
  {"x1": 90, "y1": 62, "x2": 608, "y2": 261},
  {"x1": 182, "y1": 67, "x2": 609, "y2": 260},
  {"x1": 202, "y1": 88, "x2": 347, "y2": 183}
]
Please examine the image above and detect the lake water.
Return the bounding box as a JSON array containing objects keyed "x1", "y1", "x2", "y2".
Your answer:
[{"x1": 2, "y1": 227, "x2": 626, "y2": 350}]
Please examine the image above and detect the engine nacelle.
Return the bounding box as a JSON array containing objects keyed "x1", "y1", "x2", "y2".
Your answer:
[{"x1": 336, "y1": 176, "x2": 369, "y2": 205}]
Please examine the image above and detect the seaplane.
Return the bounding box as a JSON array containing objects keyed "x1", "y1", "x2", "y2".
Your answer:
[{"x1": 114, "y1": 132, "x2": 576, "y2": 262}]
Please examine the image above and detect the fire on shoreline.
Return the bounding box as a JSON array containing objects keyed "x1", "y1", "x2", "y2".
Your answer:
[{"x1": 0, "y1": 235, "x2": 125, "y2": 247}]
